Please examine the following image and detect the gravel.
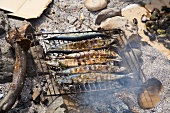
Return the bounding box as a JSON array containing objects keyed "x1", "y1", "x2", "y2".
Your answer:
[{"x1": 140, "y1": 43, "x2": 170, "y2": 113}]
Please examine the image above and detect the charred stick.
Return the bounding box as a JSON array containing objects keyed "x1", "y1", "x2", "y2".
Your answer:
[{"x1": 0, "y1": 30, "x2": 31, "y2": 112}]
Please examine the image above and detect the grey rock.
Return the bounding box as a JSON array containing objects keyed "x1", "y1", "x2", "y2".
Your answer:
[
  {"x1": 0, "y1": 11, "x2": 9, "y2": 38},
  {"x1": 0, "y1": 39, "x2": 14, "y2": 83},
  {"x1": 95, "y1": 8, "x2": 122, "y2": 25},
  {"x1": 0, "y1": 25, "x2": 6, "y2": 37},
  {"x1": 100, "y1": 16, "x2": 138, "y2": 45}
]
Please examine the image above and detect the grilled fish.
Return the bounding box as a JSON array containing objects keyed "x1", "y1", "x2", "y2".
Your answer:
[
  {"x1": 47, "y1": 38, "x2": 116, "y2": 53},
  {"x1": 43, "y1": 32, "x2": 110, "y2": 41},
  {"x1": 46, "y1": 58, "x2": 121, "y2": 67},
  {"x1": 57, "y1": 73, "x2": 134, "y2": 84},
  {"x1": 57, "y1": 50, "x2": 121, "y2": 59},
  {"x1": 59, "y1": 65, "x2": 126, "y2": 74}
]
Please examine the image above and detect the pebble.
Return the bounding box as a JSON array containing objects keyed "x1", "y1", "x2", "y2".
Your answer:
[
  {"x1": 95, "y1": 8, "x2": 122, "y2": 25},
  {"x1": 164, "y1": 40, "x2": 170, "y2": 49},
  {"x1": 137, "y1": 78, "x2": 163, "y2": 109},
  {"x1": 84, "y1": 0, "x2": 108, "y2": 11},
  {"x1": 0, "y1": 93, "x2": 3, "y2": 99},
  {"x1": 0, "y1": 26, "x2": 6, "y2": 38},
  {"x1": 99, "y1": 16, "x2": 138, "y2": 44},
  {"x1": 137, "y1": 89, "x2": 160, "y2": 109},
  {"x1": 141, "y1": 14, "x2": 147, "y2": 23}
]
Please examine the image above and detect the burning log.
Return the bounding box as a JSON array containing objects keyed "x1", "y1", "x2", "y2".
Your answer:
[{"x1": 0, "y1": 24, "x2": 31, "y2": 112}]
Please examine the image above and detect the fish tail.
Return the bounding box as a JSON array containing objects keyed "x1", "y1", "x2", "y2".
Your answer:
[{"x1": 126, "y1": 73, "x2": 134, "y2": 78}]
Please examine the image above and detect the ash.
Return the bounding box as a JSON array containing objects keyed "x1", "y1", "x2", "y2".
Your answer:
[{"x1": 140, "y1": 43, "x2": 170, "y2": 113}]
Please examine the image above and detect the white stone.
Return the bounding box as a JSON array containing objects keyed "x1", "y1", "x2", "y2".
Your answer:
[
  {"x1": 99, "y1": 16, "x2": 138, "y2": 44},
  {"x1": 0, "y1": 93, "x2": 3, "y2": 99},
  {"x1": 84, "y1": 0, "x2": 108, "y2": 11}
]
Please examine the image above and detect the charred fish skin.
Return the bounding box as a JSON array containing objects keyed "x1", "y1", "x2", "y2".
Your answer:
[
  {"x1": 57, "y1": 50, "x2": 121, "y2": 59},
  {"x1": 46, "y1": 60, "x2": 59, "y2": 67},
  {"x1": 57, "y1": 73, "x2": 134, "y2": 84},
  {"x1": 60, "y1": 65, "x2": 127, "y2": 74},
  {"x1": 46, "y1": 58, "x2": 122, "y2": 68},
  {"x1": 43, "y1": 32, "x2": 110, "y2": 41},
  {"x1": 47, "y1": 38, "x2": 116, "y2": 53}
]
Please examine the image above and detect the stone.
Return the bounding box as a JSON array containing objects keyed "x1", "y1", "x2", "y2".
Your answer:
[
  {"x1": 0, "y1": 11, "x2": 9, "y2": 38},
  {"x1": 99, "y1": 16, "x2": 138, "y2": 44},
  {"x1": 122, "y1": 3, "x2": 170, "y2": 60},
  {"x1": 137, "y1": 78, "x2": 163, "y2": 109},
  {"x1": 84, "y1": 0, "x2": 108, "y2": 12},
  {"x1": 164, "y1": 40, "x2": 170, "y2": 49},
  {"x1": 0, "y1": 11, "x2": 14, "y2": 83},
  {"x1": 146, "y1": 78, "x2": 163, "y2": 93},
  {"x1": 95, "y1": 8, "x2": 122, "y2": 25},
  {"x1": 0, "y1": 42, "x2": 14, "y2": 83},
  {"x1": 0, "y1": 90, "x2": 3, "y2": 99},
  {"x1": 0, "y1": 26, "x2": 6, "y2": 37},
  {"x1": 137, "y1": 89, "x2": 160, "y2": 109}
]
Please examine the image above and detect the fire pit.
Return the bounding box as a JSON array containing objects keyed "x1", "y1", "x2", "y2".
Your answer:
[
  {"x1": 1, "y1": 0, "x2": 168, "y2": 112},
  {"x1": 26, "y1": 28, "x2": 146, "y2": 112}
]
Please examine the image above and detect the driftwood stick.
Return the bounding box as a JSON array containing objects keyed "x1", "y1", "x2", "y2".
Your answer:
[{"x1": 0, "y1": 29, "x2": 31, "y2": 112}]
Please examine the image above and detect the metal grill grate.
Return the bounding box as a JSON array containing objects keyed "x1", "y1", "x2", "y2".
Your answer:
[{"x1": 27, "y1": 29, "x2": 145, "y2": 97}]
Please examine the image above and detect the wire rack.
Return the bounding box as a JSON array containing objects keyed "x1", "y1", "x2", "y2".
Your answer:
[{"x1": 27, "y1": 29, "x2": 145, "y2": 97}]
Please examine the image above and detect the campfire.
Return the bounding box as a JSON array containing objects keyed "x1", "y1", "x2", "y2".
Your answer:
[{"x1": 0, "y1": 0, "x2": 167, "y2": 113}]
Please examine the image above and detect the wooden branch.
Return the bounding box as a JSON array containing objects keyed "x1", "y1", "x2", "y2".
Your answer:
[{"x1": 0, "y1": 29, "x2": 31, "y2": 112}]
